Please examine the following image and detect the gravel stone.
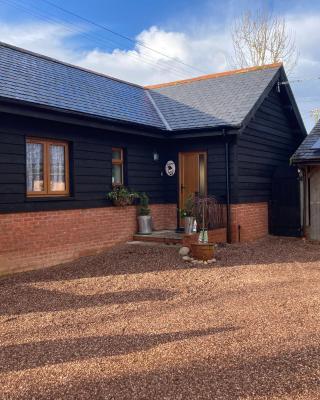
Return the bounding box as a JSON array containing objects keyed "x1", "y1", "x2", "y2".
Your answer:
[{"x1": 0, "y1": 236, "x2": 319, "y2": 399}]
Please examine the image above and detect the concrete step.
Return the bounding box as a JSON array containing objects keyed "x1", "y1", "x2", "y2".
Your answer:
[{"x1": 132, "y1": 230, "x2": 183, "y2": 245}]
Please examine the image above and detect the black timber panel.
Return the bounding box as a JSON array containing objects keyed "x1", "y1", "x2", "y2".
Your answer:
[
  {"x1": 163, "y1": 136, "x2": 237, "y2": 204},
  {"x1": 0, "y1": 112, "x2": 165, "y2": 213},
  {"x1": 237, "y1": 88, "x2": 304, "y2": 203}
]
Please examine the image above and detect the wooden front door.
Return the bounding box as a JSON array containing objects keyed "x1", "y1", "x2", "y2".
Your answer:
[{"x1": 179, "y1": 152, "x2": 207, "y2": 225}]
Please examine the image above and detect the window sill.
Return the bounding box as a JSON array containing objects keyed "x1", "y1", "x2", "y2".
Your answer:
[{"x1": 25, "y1": 196, "x2": 75, "y2": 202}]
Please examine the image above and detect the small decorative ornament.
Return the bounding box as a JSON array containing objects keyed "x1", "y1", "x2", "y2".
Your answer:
[{"x1": 165, "y1": 160, "x2": 176, "y2": 176}]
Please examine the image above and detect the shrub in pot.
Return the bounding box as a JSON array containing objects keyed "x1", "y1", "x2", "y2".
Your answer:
[
  {"x1": 137, "y1": 193, "x2": 152, "y2": 234},
  {"x1": 107, "y1": 186, "x2": 139, "y2": 206},
  {"x1": 179, "y1": 194, "x2": 195, "y2": 234},
  {"x1": 191, "y1": 195, "x2": 220, "y2": 261}
]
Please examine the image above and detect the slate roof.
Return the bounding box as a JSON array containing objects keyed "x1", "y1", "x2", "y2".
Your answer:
[
  {"x1": 0, "y1": 43, "x2": 165, "y2": 129},
  {"x1": 147, "y1": 66, "x2": 281, "y2": 130},
  {"x1": 0, "y1": 42, "x2": 283, "y2": 132},
  {"x1": 292, "y1": 120, "x2": 320, "y2": 163}
]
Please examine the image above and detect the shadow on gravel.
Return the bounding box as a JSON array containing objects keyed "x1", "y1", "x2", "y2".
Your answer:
[
  {"x1": 1, "y1": 238, "x2": 320, "y2": 287},
  {"x1": 0, "y1": 245, "x2": 189, "y2": 285},
  {"x1": 216, "y1": 237, "x2": 320, "y2": 269},
  {"x1": 0, "y1": 326, "x2": 237, "y2": 373},
  {"x1": 12, "y1": 344, "x2": 320, "y2": 399},
  {"x1": 0, "y1": 287, "x2": 175, "y2": 316}
]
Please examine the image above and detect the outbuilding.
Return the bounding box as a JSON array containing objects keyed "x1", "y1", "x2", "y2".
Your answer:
[
  {"x1": 0, "y1": 42, "x2": 306, "y2": 272},
  {"x1": 292, "y1": 120, "x2": 320, "y2": 240}
]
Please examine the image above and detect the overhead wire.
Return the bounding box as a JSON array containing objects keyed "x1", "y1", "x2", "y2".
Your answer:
[
  {"x1": 39, "y1": 0, "x2": 207, "y2": 75},
  {"x1": 0, "y1": 0, "x2": 194, "y2": 79}
]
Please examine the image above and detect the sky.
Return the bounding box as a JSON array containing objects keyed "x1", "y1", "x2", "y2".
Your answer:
[{"x1": 0, "y1": 0, "x2": 320, "y2": 131}]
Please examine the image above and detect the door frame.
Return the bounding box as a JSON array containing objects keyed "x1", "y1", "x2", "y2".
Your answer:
[{"x1": 178, "y1": 151, "x2": 208, "y2": 228}]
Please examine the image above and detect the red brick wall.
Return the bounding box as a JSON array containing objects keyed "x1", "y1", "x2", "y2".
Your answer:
[
  {"x1": 0, "y1": 203, "x2": 176, "y2": 274},
  {"x1": 182, "y1": 202, "x2": 268, "y2": 246},
  {"x1": 150, "y1": 204, "x2": 177, "y2": 230},
  {"x1": 231, "y1": 202, "x2": 268, "y2": 242}
]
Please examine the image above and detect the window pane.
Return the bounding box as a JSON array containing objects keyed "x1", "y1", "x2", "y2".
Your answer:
[
  {"x1": 26, "y1": 143, "x2": 44, "y2": 192},
  {"x1": 112, "y1": 164, "x2": 122, "y2": 185},
  {"x1": 50, "y1": 145, "x2": 66, "y2": 191},
  {"x1": 112, "y1": 149, "x2": 122, "y2": 160}
]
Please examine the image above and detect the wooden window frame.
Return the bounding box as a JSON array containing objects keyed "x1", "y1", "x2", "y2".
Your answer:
[
  {"x1": 112, "y1": 147, "x2": 124, "y2": 186},
  {"x1": 26, "y1": 137, "x2": 70, "y2": 197}
]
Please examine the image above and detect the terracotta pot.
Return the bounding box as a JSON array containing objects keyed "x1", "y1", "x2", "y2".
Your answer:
[{"x1": 191, "y1": 242, "x2": 215, "y2": 261}]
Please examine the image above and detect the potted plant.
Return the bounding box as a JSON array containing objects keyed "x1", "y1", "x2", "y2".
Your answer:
[
  {"x1": 191, "y1": 196, "x2": 218, "y2": 261},
  {"x1": 137, "y1": 192, "x2": 152, "y2": 234},
  {"x1": 179, "y1": 194, "x2": 195, "y2": 234},
  {"x1": 107, "y1": 186, "x2": 139, "y2": 206}
]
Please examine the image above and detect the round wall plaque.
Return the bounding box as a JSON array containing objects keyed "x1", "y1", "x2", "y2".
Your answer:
[{"x1": 165, "y1": 160, "x2": 176, "y2": 176}]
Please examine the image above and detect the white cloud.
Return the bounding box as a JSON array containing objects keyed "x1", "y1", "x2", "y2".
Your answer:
[
  {"x1": 77, "y1": 25, "x2": 232, "y2": 84},
  {"x1": 0, "y1": 21, "x2": 232, "y2": 85},
  {"x1": 0, "y1": 22, "x2": 78, "y2": 61},
  {"x1": 0, "y1": 14, "x2": 320, "y2": 130}
]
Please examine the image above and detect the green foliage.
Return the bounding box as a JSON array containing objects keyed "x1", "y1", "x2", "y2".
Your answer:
[
  {"x1": 138, "y1": 192, "x2": 151, "y2": 216},
  {"x1": 107, "y1": 186, "x2": 139, "y2": 206},
  {"x1": 179, "y1": 194, "x2": 194, "y2": 218}
]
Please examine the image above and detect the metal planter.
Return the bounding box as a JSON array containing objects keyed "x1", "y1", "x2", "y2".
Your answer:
[
  {"x1": 138, "y1": 215, "x2": 152, "y2": 234},
  {"x1": 184, "y1": 216, "x2": 194, "y2": 235}
]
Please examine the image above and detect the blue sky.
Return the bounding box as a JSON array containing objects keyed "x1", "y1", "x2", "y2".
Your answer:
[{"x1": 1, "y1": 0, "x2": 320, "y2": 130}]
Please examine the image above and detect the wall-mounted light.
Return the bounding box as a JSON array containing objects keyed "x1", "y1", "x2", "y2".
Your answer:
[{"x1": 153, "y1": 150, "x2": 159, "y2": 161}]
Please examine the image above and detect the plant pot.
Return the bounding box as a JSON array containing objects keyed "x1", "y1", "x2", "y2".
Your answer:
[
  {"x1": 138, "y1": 215, "x2": 152, "y2": 234},
  {"x1": 191, "y1": 242, "x2": 215, "y2": 261},
  {"x1": 184, "y1": 216, "x2": 194, "y2": 235}
]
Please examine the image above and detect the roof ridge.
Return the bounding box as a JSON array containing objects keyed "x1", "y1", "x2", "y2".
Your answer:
[
  {"x1": 145, "y1": 63, "x2": 283, "y2": 89},
  {"x1": 146, "y1": 91, "x2": 172, "y2": 131},
  {"x1": 0, "y1": 41, "x2": 144, "y2": 90}
]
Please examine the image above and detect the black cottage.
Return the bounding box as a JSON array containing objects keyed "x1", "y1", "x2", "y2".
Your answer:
[{"x1": 0, "y1": 42, "x2": 306, "y2": 272}]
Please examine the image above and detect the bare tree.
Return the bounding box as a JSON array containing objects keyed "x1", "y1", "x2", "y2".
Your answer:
[
  {"x1": 310, "y1": 108, "x2": 320, "y2": 124},
  {"x1": 231, "y1": 10, "x2": 299, "y2": 72}
]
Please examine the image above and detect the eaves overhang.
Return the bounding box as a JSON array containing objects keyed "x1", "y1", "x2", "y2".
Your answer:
[{"x1": 0, "y1": 96, "x2": 242, "y2": 140}]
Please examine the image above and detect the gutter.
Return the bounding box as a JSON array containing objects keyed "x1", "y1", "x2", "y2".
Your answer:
[{"x1": 223, "y1": 129, "x2": 232, "y2": 243}]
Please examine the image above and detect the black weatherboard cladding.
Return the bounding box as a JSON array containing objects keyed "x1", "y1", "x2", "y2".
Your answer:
[
  {"x1": 237, "y1": 89, "x2": 304, "y2": 203},
  {"x1": 0, "y1": 42, "x2": 307, "y2": 214},
  {"x1": 0, "y1": 113, "x2": 165, "y2": 213}
]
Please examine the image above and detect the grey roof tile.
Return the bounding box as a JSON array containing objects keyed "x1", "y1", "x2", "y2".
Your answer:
[
  {"x1": 0, "y1": 42, "x2": 281, "y2": 132},
  {"x1": 0, "y1": 43, "x2": 165, "y2": 129},
  {"x1": 148, "y1": 67, "x2": 280, "y2": 130},
  {"x1": 292, "y1": 120, "x2": 320, "y2": 163}
]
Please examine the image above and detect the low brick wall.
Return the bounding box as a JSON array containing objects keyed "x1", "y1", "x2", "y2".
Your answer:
[
  {"x1": 0, "y1": 202, "x2": 268, "y2": 274},
  {"x1": 151, "y1": 204, "x2": 177, "y2": 230},
  {"x1": 182, "y1": 203, "x2": 268, "y2": 246},
  {"x1": 231, "y1": 202, "x2": 268, "y2": 242},
  {"x1": 0, "y1": 203, "x2": 176, "y2": 274}
]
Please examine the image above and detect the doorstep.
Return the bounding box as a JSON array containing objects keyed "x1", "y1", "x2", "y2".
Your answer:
[{"x1": 132, "y1": 230, "x2": 183, "y2": 245}]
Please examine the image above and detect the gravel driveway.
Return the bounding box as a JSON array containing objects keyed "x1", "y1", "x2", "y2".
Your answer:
[{"x1": 0, "y1": 236, "x2": 319, "y2": 399}]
